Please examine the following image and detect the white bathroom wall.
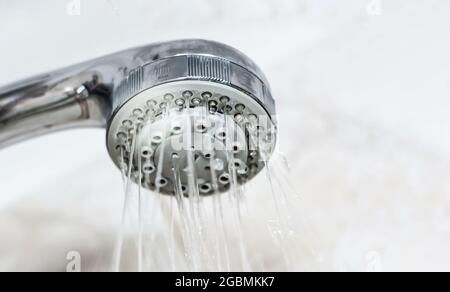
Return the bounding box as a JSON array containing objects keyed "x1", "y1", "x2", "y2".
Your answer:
[{"x1": 1, "y1": 0, "x2": 450, "y2": 271}]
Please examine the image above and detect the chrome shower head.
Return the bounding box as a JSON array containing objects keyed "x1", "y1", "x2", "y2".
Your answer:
[
  {"x1": 0, "y1": 40, "x2": 277, "y2": 195},
  {"x1": 106, "y1": 40, "x2": 277, "y2": 195}
]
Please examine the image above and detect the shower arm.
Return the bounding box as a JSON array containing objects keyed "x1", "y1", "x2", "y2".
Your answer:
[
  {"x1": 0, "y1": 50, "x2": 136, "y2": 149},
  {"x1": 0, "y1": 40, "x2": 272, "y2": 149}
]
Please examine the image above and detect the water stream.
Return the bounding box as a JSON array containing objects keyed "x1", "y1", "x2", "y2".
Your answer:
[{"x1": 111, "y1": 103, "x2": 309, "y2": 272}]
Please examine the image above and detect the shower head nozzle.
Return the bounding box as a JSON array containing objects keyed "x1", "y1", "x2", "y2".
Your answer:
[
  {"x1": 107, "y1": 40, "x2": 277, "y2": 195},
  {"x1": 0, "y1": 39, "x2": 276, "y2": 196}
]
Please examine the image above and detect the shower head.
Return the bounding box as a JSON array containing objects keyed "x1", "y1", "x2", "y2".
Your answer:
[
  {"x1": 0, "y1": 40, "x2": 277, "y2": 195},
  {"x1": 107, "y1": 40, "x2": 277, "y2": 195}
]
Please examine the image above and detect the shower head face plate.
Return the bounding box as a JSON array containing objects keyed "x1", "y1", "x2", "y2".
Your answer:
[{"x1": 107, "y1": 80, "x2": 276, "y2": 196}]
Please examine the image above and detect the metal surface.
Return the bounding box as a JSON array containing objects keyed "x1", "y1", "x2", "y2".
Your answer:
[
  {"x1": 0, "y1": 39, "x2": 277, "y2": 194},
  {"x1": 108, "y1": 81, "x2": 276, "y2": 195}
]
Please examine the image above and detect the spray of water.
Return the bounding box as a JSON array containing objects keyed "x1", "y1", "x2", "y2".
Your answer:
[{"x1": 111, "y1": 93, "x2": 308, "y2": 272}]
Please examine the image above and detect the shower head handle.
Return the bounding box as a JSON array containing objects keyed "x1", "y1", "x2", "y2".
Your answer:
[{"x1": 0, "y1": 39, "x2": 274, "y2": 149}]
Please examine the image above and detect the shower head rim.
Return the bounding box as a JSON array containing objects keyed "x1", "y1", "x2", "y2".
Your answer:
[{"x1": 111, "y1": 52, "x2": 276, "y2": 122}]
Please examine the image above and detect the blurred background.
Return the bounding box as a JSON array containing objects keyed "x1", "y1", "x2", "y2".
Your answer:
[{"x1": 1, "y1": 0, "x2": 450, "y2": 271}]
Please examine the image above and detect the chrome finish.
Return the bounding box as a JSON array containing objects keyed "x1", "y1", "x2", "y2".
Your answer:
[
  {"x1": 0, "y1": 39, "x2": 275, "y2": 149},
  {"x1": 107, "y1": 80, "x2": 276, "y2": 195},
  {"x1": 0, "y1": 64, "x2": 111, "y2": 148},
  {"x1": 111, "y1": 45, "x2": 276, "y2": 119},
  {"x1": 0, "y1": 39, "x2": 277, "y2": 195}
]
